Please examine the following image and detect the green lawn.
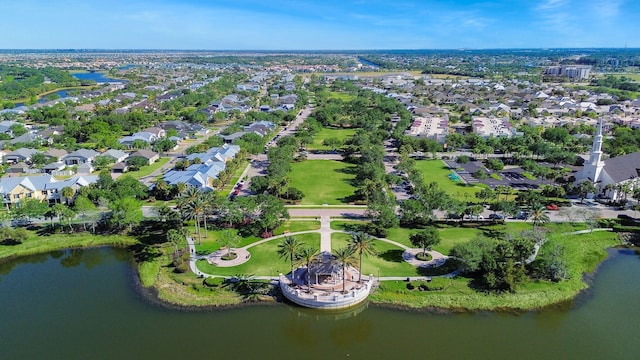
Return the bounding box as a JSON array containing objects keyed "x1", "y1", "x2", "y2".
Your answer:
[
  {"x1": 386, "y1": 226, "x2": 484, "y2": 255},
  {"x1": 196, "y1": 233, "x2": 321, "y2": 276},
  {"x1": 289, "y1": 160, "x2": 357, "y2": 205},
  {"x1": 331, "y1": 232, "x2": 421, "y2": 277},
  {"x1": 414, "y1": 160, "x2": 482, "y2": 199},
  {"x1": 190, "y1": 220, "x2": 320, "y2": 254},
  {"x1": 124, "y1": 157, "x2": 170, "y2": 179},
  {"x1": 306, "y1": 127, "x2": 356, "y2": 151},
  {"x1": 370, "y1": 230, "x2": 621, "y2": 310},
  {"x1": 323, "y1": 91, "x2": 356, "y2": 101}
]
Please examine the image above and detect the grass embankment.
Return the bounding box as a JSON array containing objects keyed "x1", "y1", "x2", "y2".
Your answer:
[
  {"x1": 0, "y1": 231, "x2": 138, "y2": 261},
  {"x1": 289, "y1": 160, "x2": 357, "y2": 205},
  {"x1": 123, "y1": 157, "x2": 171, "y2": 179},
  {"x1": 414, "y1": 160, "x2": 482, "y2": 200},
  {"x1": 306, "y1": 127, "x2": 356, "y2": 151},
  {"x1": 370, "y1": 230, "x2": 620, "y2": 310}
]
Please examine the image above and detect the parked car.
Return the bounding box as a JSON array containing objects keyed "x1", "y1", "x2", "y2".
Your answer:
[
  {"x1": 515, "y1": 211, "x2": 529, "y2": 220},
  {"x1": 545, "y1": 203, "x2": 559, "y2": 211},
  {"x1": 488, "y1": 214, "x2": 504, "y2": 220}
]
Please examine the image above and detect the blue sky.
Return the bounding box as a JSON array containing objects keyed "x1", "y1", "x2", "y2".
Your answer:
[{"x1": 1, "y1": 0, "x2": 638, "y2": 49}]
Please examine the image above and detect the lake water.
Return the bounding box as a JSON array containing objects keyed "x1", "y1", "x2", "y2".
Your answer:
[
  {"x1": 71, "y1": 72, "x2": 124, "y2": 83},
  {"x1": 0, "y1": 247, "x2": 638, "y2": 360}
]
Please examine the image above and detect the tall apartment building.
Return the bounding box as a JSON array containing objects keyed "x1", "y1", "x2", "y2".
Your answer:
[{"x1": 545, "y1": 65, "x2": 592, "y2": 80}]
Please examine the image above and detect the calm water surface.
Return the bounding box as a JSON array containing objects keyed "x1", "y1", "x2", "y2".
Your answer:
[
  {"x1": 71, "y1": 72, "x2": 123, "y2": 83},
  {"x1": 0, "y1": 247, "x2": 638, "y2": 360}
]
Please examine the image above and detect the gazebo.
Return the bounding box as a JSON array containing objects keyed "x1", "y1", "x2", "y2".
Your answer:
[{"x1": 307, "y1": 252, "x2": 343, "y2": 286}]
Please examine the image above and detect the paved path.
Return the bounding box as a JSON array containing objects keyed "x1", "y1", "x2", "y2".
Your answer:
[{"x1": 320, "y1": 216, "x2": 332, "y2": 252}]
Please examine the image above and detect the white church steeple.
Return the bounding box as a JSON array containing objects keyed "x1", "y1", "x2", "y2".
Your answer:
[{"x1": 581, "y1": 118, "x2": 605, "y2": 183}]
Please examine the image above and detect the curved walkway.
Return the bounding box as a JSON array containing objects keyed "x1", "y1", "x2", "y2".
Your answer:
[{"x1": 188, "y1": 217, "x2": 452, "y2": 279}]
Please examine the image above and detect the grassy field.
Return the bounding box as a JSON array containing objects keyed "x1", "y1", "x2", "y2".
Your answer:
[
  {"x1": 123, "y1": 157, "x2": 170, "y2": 179},
  {"x1": 370, "y1": 230, "x2": 621, "y2": 310},
  {"x1": 189, "y1": 220, "x2": 320, "y2": 254},
  {"x1": 613, "y1": 73, "x2": 640, "y2": 82},
  {"x1": 414, "y1": 160, "x2": 483, "y2": 199},
  {"x1": 196, "y1": 232, "x2": 321, "y2": 277},
  {"x1": 0, "y1": 231, "x2": 138, "y2": 261},
  {"x1": 331, "y1": 232, "x2": 421, "y2": 277},
  {"x1": 324, "y1": 91, "x2": 356, "y2": 101},
  {"x1": 289, "y1": 160, "x2": 357, "y2": 205},
  {"x1": 306, "y1": 127, "x2": 356, "y2": 151}
]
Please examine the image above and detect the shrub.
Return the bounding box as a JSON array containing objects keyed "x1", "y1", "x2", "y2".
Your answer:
[
  {"x1": 473, "y1": 169, "x2": 488, "y2": 180},
  {"x1": 203, "y1": 277, "x2": 224, "y2": 287}
]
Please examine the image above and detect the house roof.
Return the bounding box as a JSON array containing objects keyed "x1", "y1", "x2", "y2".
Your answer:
[
  {"x1": 64, "y1": 149, "x2": 99, "y2": 160},
  {"x1": 130, "y1": 149, "x2": 158, "y2": 160},
  {"x1": 101, "y1": 149, "x2": 128, "y2": 160},
  {"x1": 5, "y1": 148, "x2": 41, "y2": 159},
  {"x1": 603, "y1": 152, "x2": 640, "y2": 183}
]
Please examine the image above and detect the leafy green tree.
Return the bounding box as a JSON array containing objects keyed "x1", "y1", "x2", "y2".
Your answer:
[
  {"x1": 348, "y1": 232, "x2": 377, "y2": 282},
  {"x1": 61, "y1": 186, "x2": 75, "y2": 205},
  {"x1": 409, "y1": 227, "x2": 441, "y2": 258},
  {"x1": 108, "y1": 198, "x2": 142, "y2": 232},
  {"x1": 14, "y1": 198, "x2": 48, "y2": 223}
]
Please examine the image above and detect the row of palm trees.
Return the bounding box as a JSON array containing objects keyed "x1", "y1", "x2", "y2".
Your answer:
[
  {"x1": 277, "y1": 231, "x2": 377, "y2": 293},
  {"x1": 176, "y1": 187, "x2": 220, "y2": 244}
]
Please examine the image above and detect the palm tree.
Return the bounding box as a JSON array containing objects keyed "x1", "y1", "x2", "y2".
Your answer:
[
  {"x1": 332, "y1": 247, "x2": 357, "y2": 293},
  {"x1": 296, "y1": 246, "x2": 319, "y2": 292},
  {"x1": 347, "y1": 232, "x2": 377, "y2": 282},
  {"x1": 182, "y1": 196, "x2": 205, "y2": 244},
  {"x1": 60, "y1": 186, "x2": 75, "y2": 205},
  {"x1": 528, "y1": 203, "x2": 550, "y2": 229},
  {"x1": 277, "y1": 236, "x2": 302, "y2": 282}
]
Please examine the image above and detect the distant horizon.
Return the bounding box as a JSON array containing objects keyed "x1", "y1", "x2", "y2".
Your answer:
[
  {"x1": 1, "y1": 47, "x2": 639, "y2": 52},
  {"x1": 1, "y1": 1, "x2": 638, "y2": 50}
]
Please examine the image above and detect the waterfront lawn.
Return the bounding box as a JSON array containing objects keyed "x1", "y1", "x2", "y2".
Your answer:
[
  {"x1": 0, "y1": 231, "x2": 138, "y2": 260},
  {"x1": 289, "y1": 160, "x2": 357, "y2": 205},
  {"x1": 306, "y1": 127, "x2": 356, "y2": 151},
  {"x1": 331, "y1": 233, "x2": 421, "y2": 277},
  {"x1": 196, "y1": 233, "x2": 321, "y2": 277},
  {"x1": 414, "y1": 160, "x2": 482, "y2": 199},
  {"x1": 385, "y1": 226, "x2": 483, "y2": 255},
  {"x1": 370, "y1": 230, "x2": 620, "y2": 310}
]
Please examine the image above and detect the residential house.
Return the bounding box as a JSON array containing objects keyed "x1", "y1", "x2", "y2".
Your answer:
[
  {"x1": 63, "y1": 149, "x2": 100, "y2": 166},
  {"x1": 99, "y1": 149, "x2": 128, "y2": 164},
  {"x1": 9, "y1": 133, "x2": 42, "y2": 146},
  {"x1": 111, "y1": 162, "x2": 129, "y2": 173},
  {"x1": 4, "y1": 148, "x2": 41, "y2": 164},
  {"x1": 43, "y1": 149, "x2": 68, "y2": 162},
  {"x1": 76, "y1": 163, "x2": 94, "y2": 174},
  {"x1": 0, "y1": 175, "x2": 54, "y2": 205},
  {"x1": 118, "y1": 130, "x2": 160, "y2": 147},
  {"x1": 8, "y1": 162, "x2": 30, "y2": 174},
  {"x1": 129, "y1": 149, "x2": 159, "y2": 165},
  {"x1": 41, "y1": 162, "x2": 66, "y2": 174}
]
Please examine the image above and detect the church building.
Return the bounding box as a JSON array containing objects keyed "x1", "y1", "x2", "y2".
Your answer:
[{"x1": 575, "y1": 119, "x2": 640, "y2": 201}]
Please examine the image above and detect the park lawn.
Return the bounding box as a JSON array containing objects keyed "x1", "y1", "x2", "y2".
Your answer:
[
  {"x1": 323, "y1": 91, "x2": 356, "y2": 101},
  {"x1": 196, "y1": 233, "x2": 320, "y2": 277},
  {"x1": 124, "y1": 157, "x2": 170, "y2": 179},
  {"x1": 0, "y1": 231, "x2": 138, "y2": 260},
  {"x1": 273, "y1": 220, "x2": 320, "y2": 235},
  {"x1": 189, "y1": 220, "x2": 320, "y2": 254},
  {"x1": 289, "y1": 160, "x2": 357, "y2": 205},
  {"x1": 414, "y1": 160, "x2": 482, "y2": 199},
  {"x1": 306, "y1": 127, "x2": 356, "y2": 151},
  {"x1": 371, "y1": 230, "x2": 620, "y2": 310},
  {"x1": 385, "y1": 226, "x2": 483, "y2": 254},
  {"x1": 331, "y1": 233, "x2": 421, "y2": 277},
  {"x1": 330, "y1": 219, "x2": 367, "y2": 231}
]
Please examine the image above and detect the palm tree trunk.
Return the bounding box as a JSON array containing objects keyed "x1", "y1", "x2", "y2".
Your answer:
[
  {"x1": 358, "y1": 252, "x2": 363, "y2": 282},
  {"x1": 342, "y1": 265, "x2": 347, "y2": 293}
]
